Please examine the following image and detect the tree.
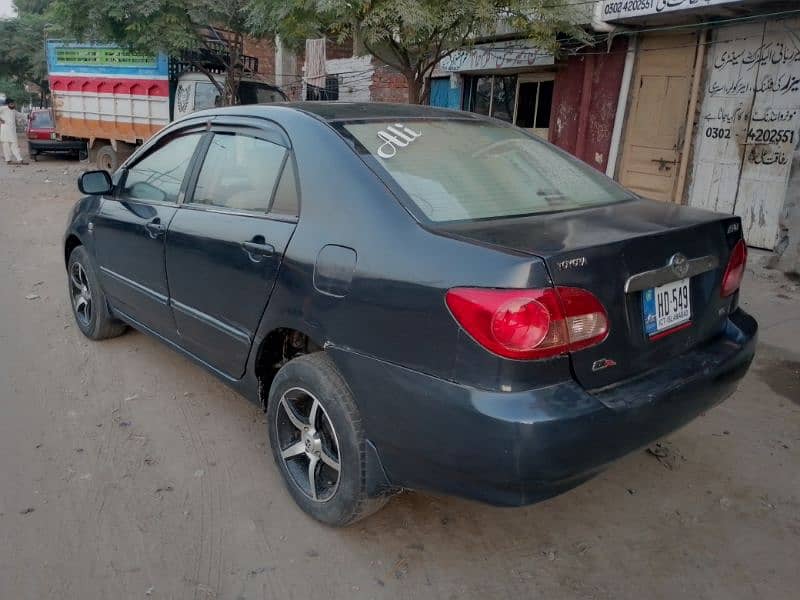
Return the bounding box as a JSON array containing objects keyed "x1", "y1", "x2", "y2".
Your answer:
[
  {"x1": 0, "y1": 2, "x2": 51, "y2": 106},
  {"x1": 251, "y1": 0, "x2": 590, "y2": 104},
  {"x1": 50, "y1": 0, "x2": 272, "y2": 106}
]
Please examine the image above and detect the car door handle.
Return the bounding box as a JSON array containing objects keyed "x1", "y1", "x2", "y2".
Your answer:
[
  {"x1": 241, "y1": 240, "x2": 274, "y2": 262},
  {"x1": 144, "y1": 218, "x2": 165, "y2": 239}
]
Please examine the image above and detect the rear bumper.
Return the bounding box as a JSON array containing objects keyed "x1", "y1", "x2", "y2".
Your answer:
[
  {"x1": 28, "y1": 139, "x2": 86, "y2": 153},
  {"x1": 329, "y1": 309, "x2": 757, "y2": 506}
]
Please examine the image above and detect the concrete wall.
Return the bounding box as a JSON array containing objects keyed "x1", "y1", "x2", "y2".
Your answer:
[
  {"x1": 326, "y1": 55, "x2": 374, "y2": 102},
  {"x1": 769, "y1": 147, "x2": 800, "y2": 275}
]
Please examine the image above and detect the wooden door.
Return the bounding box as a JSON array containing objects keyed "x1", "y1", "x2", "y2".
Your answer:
[{"x1": 618, "y1": 33, "x2": 698, "y2": 202}]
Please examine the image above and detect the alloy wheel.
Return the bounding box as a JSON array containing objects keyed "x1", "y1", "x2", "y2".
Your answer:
[
  {"x1": 70, "y1": 261, "x2": 92, "y2": 326},
  {"x1": 275, "y1": 387, "x2": 341, "y2": 502}
]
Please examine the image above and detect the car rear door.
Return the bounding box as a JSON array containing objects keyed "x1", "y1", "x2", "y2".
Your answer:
[
  {"x1": 92, "y1": 128, "x2": 205, "y2": 337},
  {"x1": 164, "y1": 120, "x2": 299, "y2": 378}
]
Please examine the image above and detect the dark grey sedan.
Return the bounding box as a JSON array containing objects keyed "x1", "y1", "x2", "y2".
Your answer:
[{"x1": 64, "y1": 103, "x2": 756, "y2": 525}]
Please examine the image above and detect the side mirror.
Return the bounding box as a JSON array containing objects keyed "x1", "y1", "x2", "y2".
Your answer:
[{"x1": 78, "y1": 170, "x2": 114, "y2": 195}]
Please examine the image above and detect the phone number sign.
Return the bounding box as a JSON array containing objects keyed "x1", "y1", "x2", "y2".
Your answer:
[{"x1": 600, "y1": 0, "x2": 739, "y2": 21}]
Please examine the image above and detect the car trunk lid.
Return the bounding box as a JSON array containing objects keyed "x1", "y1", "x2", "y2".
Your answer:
[{"x1": 437, "y1": 198, "x2": 742, "y2": 389}]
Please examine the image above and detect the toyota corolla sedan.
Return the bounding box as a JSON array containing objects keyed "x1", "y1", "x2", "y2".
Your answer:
[{"x1": 64, "y1": 103, "x2": 757, "y2": 526}]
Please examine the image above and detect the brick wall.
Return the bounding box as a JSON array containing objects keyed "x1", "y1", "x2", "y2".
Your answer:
[
  {"x1": 326, "y1": 38, "x2": 354, "y2": 60},
  {"x1": 369, "y1": 58, "x2": 409, "y2": 103},
  {"x1": 243, "y1": 36, "x2": 277, "y2": 81}
]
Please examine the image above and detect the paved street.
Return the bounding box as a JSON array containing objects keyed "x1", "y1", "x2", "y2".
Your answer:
[{"x1": 0, "y1": 154, "x2": 798, "y2": 600}]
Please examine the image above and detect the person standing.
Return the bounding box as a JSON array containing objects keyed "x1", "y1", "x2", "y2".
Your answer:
[{"x1": 0, "y1": 98, "x2": 27, "y2": 165}]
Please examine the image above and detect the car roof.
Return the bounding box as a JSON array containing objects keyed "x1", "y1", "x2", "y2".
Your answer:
[
  {"x1": 282, "y1": 102, "x2": 477, "y2": 122},
  {"x1": 200, "y1": 102, "x2": 479, "y2": 123}
]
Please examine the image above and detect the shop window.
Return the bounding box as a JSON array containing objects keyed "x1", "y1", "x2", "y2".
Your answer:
[
  {"x1": 463, "y1": 75, "x2": 516, "y2": 122},
  {"x1": 463, "y1": 74, "x2": 554, "y2": 134},
  {"x1": 463, "y1": 76, "x2": 492, "y2": 116},
  {"x1": 516, "y1": 79, "x2": 554, "y2": 131},
  {"x1": 492, "y1": 76, "x2": 517, "y2": 123}
]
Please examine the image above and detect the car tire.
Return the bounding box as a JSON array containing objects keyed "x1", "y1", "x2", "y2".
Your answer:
[
  {"x1": 267, "y1": 353, "x2": 389, "y2": 526},
  {"x1": 67, "y1": 246, "x2": 127, "y2": 340},
  {"x1": 94, "y1": 145, "x2": 119, "y2": 173}
]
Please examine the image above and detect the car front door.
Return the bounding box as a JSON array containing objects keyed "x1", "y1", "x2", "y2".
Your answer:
[
  {"x1": 92, "y1": 129, "x2": 205, "y2": 337},
  {"x1": 165, "y1": 122, "x2": 299, "y2": 378}
]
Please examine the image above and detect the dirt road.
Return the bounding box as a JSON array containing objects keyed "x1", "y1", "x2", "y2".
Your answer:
[{"x1": 1, "y1": 154, "x2": 798, "y2": 600}]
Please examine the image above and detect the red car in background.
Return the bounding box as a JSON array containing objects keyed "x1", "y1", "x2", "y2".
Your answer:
[{"x1": 27, "y1": 109, "x2": 86, "y2": 160}]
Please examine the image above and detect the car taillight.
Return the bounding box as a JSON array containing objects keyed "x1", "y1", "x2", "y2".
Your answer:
[
  {"x1": 445, "y1": 286, "x2": 609, "y2": 360},
  {"x1": 721, "y1": 239, "x2": 747, "y2": 297}
]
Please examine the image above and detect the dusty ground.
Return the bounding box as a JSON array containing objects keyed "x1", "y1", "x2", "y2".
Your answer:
[{"x1": 0, "y1": 150, "x2": 798, "y2": 600}]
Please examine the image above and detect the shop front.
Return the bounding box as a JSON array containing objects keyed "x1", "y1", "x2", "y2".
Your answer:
[
  {"x1": 599, "y1": 0, "x2": 800, "y2": 251},
  {"x1": 435, "y1": 40, "x2": 557, "y2": 137},
  {"x1": 434, "y1": 38, "x2": 627, "y2": 173}
]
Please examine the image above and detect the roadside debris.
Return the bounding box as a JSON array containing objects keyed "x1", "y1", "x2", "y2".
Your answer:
[
  {"x1": 25, "y1": 293, "x2": 40, "y2": 300},
  {"x1": 646, "y1": 441, "x2": 686, "y2": 470},
  {"x1": 19, "y1": 507, "x2": 35, "y2": 515}
]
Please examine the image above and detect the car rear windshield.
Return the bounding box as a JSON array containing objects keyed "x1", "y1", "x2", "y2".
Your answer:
[
  {"x1": 341, "y1": 119, "x2": 630, "y2": 223},
  {"x1": 31, "y1": 111, "x2": 53, "y2": 128}
]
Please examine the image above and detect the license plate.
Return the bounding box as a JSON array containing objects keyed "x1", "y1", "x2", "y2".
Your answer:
[{"x1": 642, "y1": 278, "x2": 691, "y2": 336}]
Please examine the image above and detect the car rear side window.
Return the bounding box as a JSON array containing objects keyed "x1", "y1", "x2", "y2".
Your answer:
[
  {"x1": 342, "y1": 119, "x2": 630, "y2": 223},
  {"x1": 269, "y1": 157, "x2": 299, "y2": 216},
  {"x1": 122, "y1": 133, "x2": 203, "y2": 203},
  {"x1": 191, "y1": 133, "x2": 286, "y2": 213}
]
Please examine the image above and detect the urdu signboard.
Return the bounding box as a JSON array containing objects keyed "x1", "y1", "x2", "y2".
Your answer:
[
  {"x1": 600, "y1": 0, "x2": 741, "y2": 21},
  {"x1": 439, "y1": 40, "x2": 553, "y2": 73}
]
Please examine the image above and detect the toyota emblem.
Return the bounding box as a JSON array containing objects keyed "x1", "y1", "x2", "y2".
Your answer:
[{"x1": 669, "y1": 253, "x2": 690, "y2": 278}]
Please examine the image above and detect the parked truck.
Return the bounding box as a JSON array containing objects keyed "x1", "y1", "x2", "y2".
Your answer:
[{"x1": 46, "y1": 41, "x2": 287, "y2": 171}]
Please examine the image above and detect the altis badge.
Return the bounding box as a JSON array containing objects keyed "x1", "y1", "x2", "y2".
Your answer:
[{"x1": 592, "y1": 358, "x2": 617, "y2": 372}]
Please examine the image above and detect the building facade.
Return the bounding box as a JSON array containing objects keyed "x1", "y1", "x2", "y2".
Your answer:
[
  {"x1": 595, "y1": 0, "x2": 800, "y2": 267},
  {"x1": 288, "y1": 2, "x2": 799, "y2": 271},
  {"x1": 424, "y1": 1, "x2": 799, "y2": 267}
]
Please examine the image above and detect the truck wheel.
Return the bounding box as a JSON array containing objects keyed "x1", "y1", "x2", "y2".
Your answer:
[
  {"x1": 267, "y1": 353, "x2": 389, "y2": 526},
  {"x1": 95, "y1": 145, "x2": 119, "y2": 172}
]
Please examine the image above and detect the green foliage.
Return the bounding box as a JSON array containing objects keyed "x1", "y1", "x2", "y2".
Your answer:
[
  {"x1": 50, "y1": 0, "x2": 274, "y2": 105},
  {"x1": 251, "y1": 0, "x2": 590, "y2": 103},
  {"x1": 13, "y1": 0, "x2": 52, "y2": 15},
  {"x1": 0, "y1": 76, "x2": 33, "y2": 104},
  {"x1": 0, "y1": 9, "x2": 49, "y2": 92}
]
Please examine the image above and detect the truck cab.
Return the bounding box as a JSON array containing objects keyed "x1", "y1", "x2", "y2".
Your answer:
[{"x1": 172, "y1": 72, "x2": 287, "y2": 120}]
